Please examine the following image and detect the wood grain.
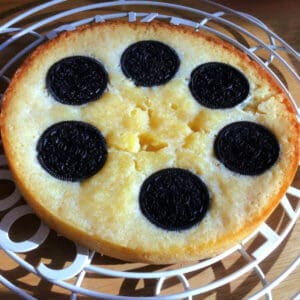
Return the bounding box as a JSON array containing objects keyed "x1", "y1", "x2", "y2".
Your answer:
[{"x1": 0, "y1": 1, "x2": 299, "y2": 299}]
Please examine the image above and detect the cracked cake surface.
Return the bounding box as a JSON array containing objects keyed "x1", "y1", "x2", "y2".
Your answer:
[{"x1": 0, "y1": 21, "x2": 299, "y2": 264}]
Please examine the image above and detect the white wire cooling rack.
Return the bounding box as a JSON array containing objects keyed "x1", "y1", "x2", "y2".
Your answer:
[{"x1": 0, "y1": 1, "x2": 299, "y2": 299}]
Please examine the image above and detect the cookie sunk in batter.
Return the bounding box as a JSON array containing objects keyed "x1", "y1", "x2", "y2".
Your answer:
[
  {"x1": 139, "y1": 168, "x2": 209, "y2": 231},
  {"x1": 46, "y1": 56, "x2": 108, "y2": 105},
  {"x1": 121, "y1": 40, "x2": 180, "y2": 87},
  {"x1": 0, "y1": 21, "x2": 298, "y2": 264},
  {"x1": 37, "y1": 121, "x2": 108, "y2": 182},
  {"x1": 189, "y1": 62, "x2": 250, "y2": 108},
  {"x1": 214, "y1": 121, "x2": 280, "y2": 176}
]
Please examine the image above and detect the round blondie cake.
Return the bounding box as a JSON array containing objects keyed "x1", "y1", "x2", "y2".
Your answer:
[{"x1": 1, "y1": 21, "x2": 299, "y2": 264}]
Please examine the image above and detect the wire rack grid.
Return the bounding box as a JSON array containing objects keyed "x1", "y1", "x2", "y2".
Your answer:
[{"x1": 0, "y1": 1, "x2": 299, "y2": 299}]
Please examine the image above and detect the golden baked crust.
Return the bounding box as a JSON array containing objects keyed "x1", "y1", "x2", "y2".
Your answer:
[{"x1": 1, "y1": 21, "x2": 299, "y2": 264}]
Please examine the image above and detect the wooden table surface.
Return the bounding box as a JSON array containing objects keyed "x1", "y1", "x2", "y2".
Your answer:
[{"x1": 0, "y1": 1, "x2": 299, "y2": 299}]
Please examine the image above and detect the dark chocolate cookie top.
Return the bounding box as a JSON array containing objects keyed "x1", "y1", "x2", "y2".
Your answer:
[
  {"x1": 139, "y1": 168, "x2": 210, "y2": 231},
  {"x1": 214, "y1": 121, "x2": 280, "y2": 175},
  {"x1": 37, "y1": 121, "x2": 107, "y2": 181},
  {"x1": 189, "y1": 62, "x2": 250, "y2": 109},
  {"x1": 46, "y1": 56, "x2": 108, "y2": 105},
  {"x1": 121, "y1": 40, "x2": 180, "y2": 87}
]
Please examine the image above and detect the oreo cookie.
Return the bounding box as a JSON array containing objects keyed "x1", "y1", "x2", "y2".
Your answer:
[
  {"x1": 37, "y1": 121, "x2": 107, "y2": 181},
  {"x1": 189, "y1": 62, "x2": 250, "y2": 109},
  {"x1": 214, "y1": 121, "x2": 280, "y2": 175},
  {"x1": 121, "y1": 40, "x2": 180, "y2": 87},
  {"x1": 139, "y1": 168, "x2": 209, "y2": 231},
  {"x1": 46, "y1": 56, "x2": 108, "y2": 105}
]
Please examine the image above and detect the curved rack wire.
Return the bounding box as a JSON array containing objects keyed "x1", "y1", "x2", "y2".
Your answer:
[{"x1": 0, "y1": 1, "x2": 299, "y2": 299}]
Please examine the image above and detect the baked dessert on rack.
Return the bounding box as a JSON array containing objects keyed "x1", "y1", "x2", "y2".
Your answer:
[{"x1": 1, "y1": 21, "x2": 299, "y2": 264}]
